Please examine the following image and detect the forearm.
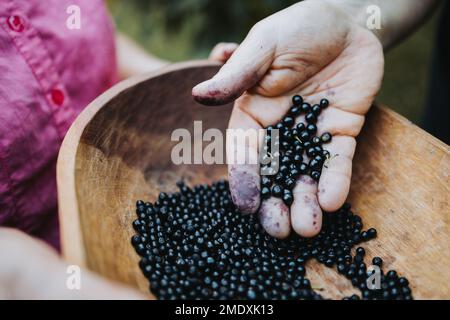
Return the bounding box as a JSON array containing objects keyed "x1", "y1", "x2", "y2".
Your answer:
[
  {"x1": 0, "y1": 228, "x2": 145, "y2": 299},
  {"x1": 323, "y1": 0, "x2": 440, "y2": 49},
  {"x1": 116, "y1": 32, "x2": 168, "y2": 79}
]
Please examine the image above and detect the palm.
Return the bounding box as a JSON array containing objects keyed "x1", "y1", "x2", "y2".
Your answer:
[
  {"x1": 194, "y1": 1, "x2": 384, "y2": 238},
  {"x1": 236, "y1": 3, "x2": 383, "y2": 129}
]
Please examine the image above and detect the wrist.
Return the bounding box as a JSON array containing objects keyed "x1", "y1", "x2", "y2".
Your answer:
[
  {"x1": 307, "y1": 0, "x2": 385, "y2": 49},
  {"x1": 319, "y1": 0, "x2": 440, "y2": 49},
  {"x1": 320, "y1": 0, "x2": 369, "y2": 23}
]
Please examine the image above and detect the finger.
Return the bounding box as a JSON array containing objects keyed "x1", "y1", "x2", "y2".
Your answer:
[
  {"x1": 291, "y1": 175, "x2": 322, "y2": 238},
  {"x1": 255, "y1": 62, "x2": 322, "y2": 98},
  {"x1": 318, "y1": 136, "x2": 356, "y2": 212},
  {"x1": 192, "y1": 25, "x2": 275, "y2": 106},
  {"x1": 258, "y1": 197, "x2": 291, "y2": 239},
  {"x1": 227, "y1": 101, "x2": 262, "y2": 214},
  {"x1": 235, "y1": 93, "x2": 291, "y2": 128},
  {"x1": 228, "y1": 162, "x2": 260, "y2": 215},
  {"x1": 235, "y1": 93, "x2": 364, "y2": 136},
  {"x1": 209, "y1": 42, "x2": 239, "y2": 63},
  {"x1": 316, "y1": 107, "x2": 365, "y2": 137}
]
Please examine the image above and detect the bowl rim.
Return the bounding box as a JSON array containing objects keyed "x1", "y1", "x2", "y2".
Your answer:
[
  {"x1": 56, "y1": 58, "x2": 449, "y2": 268},
  {"x1": 56, "y1": 60, "x2": 222, "y2": 266}
]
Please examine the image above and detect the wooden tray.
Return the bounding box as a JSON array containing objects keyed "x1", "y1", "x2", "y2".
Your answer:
[{"x1": 57, "y1": 61, "x2": 450, "y2": 299}]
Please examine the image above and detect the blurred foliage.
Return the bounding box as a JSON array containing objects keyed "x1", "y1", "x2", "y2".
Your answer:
[
  {"x1": 108, "y1": 0, "x2": 297, "y2": 60},
  {"x1": 378, "y1": 15, "x2": 438, "y2": 123},
  {"x1": 108, "y1": 0, "x2": 440, "y2": 124}
]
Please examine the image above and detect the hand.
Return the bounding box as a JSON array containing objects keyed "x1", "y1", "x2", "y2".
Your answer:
[
  {"x1": 0, "y1": 228, "x2": 146, "y2": 299},
  {"x1": 194, "y1": 1, "x2": 384, "y2": 238}
]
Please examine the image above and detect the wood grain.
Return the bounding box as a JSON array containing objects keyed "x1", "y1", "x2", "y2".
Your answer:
[{"x1": 57, "y1": 61, "x2": 450, "y2": 299}]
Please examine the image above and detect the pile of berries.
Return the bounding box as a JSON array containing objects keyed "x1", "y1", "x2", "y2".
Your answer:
[
  {"x1": 131, "y1": 180, "x2": 413, "y2": 300},
  {"x1": 260, "y1": 95, "x2": 332, "y2": 206}
]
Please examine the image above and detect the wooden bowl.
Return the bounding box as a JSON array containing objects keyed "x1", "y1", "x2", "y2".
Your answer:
[{"x1": 57, "y1": 60, "x2": 450, "y2": 299}]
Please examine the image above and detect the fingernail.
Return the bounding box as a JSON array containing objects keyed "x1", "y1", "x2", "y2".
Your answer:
[
  {"x1": 291, "y1": 194, "x2": 322, "y2": 238},
  {"x1": 258, "y1": 197, "x2": 290, "y2": 239},
  {"x1": 229, "y1": 164, "x2": 260, "y2": 214},
  {"x1": 192, "y1": 82, "x2": 239, "y2": 106}
]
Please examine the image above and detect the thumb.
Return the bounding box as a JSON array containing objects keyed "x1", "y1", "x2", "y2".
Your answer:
[
  {"x1": 193, "y1": 25, "x2": 275, "y2": 106},
  {"x1": 209, "y1": 42, "x2": 239, "y2": 63}
]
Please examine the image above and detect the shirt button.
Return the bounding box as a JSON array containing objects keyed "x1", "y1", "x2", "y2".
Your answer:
[
  {"x1": 50, "y1": 88, "x2": 65, "y2": 106},
  {"x1": 7, "y1": 15, "x2": 25, "y2": 32}
]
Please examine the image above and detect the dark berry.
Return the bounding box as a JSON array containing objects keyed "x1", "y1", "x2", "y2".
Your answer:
[
  {"x1": 261, "y1": 176, "x2": 272, "y2": 187},
  {"x1": 299, "y1": 131, "x2": 310, "y2": 142},
  {"x1": 283, "y1": 116, "x2": 295, "y2": 127},
  {"x1": 272, "y1": 184, "x2": 283, "y2": 197},
  {"x1": 279, "y1": 165, "x2": 289, "y2": 174},
  {"x1": 305, "y1": 112, "x2": 317, "y2": 123},
  {"x1": 299, "y1": 163, "x2": 309, "y2": 174},
  {"x1": 281, "y1": 155, "x2": 291, "y2": 164},
  {"x1": 320, "y1": 98, "x2": 329, "y2": 108},
  {"x1": 296, "y1": 122, "x2": 306, "y2": 131},
  {"x1": 356, "y1": 247, "x2": 365, "y2": 256},
  {"x1": 289, "y1": 106, "x2": 301, "y2": 117},
  {"x1": 387, "y1": 270, "x2": 398, "y2": 279},
  {"x1": 367, "y1": 228, "x2": 377, "y2": 239},
  {"x1": 131, "y1": 235, "x2": 142, "y2": 246},
  {"x1": 306, "y1": 147, "x2": 317, "y2": 157},
  {"x1": 306, "y1": 124, "x2": 317, "y2": 135},
  {"x1": 312, "y1": 136, "x2": 321, "y2": 145},
  {"x1": 247, "y1": 289, "x2": 257, "y2": 299},
  {"x1": 301, "y1": 102, "x2": 311, "y2": 113},
  {"x1": 309, "y1": 158, "x2": 322, "y2": 170},
  {"x1": 283, "y1": 191, "x2": 294, "y2": 206},
  {"x1": 321, "y1": 132, "x2": 332, "y2": 143},
  {"x1": 285, "y1": 178, "x2": 296, "y2": 190},
  {"x1": 293, "y1": 154, "x2": 303, "y2": 164},
  {"x1": 292, "y1": 95, "x2": 303, "y2": 106},
  {"x1": 398, "y1": 277, "x2": 409, "y2": 287},
  {"x1": 289, "y1": 168, "x2": 300, "y2": 179},
  {"x1": 372, "y1": 257, "x2": 382, "y2": 267},
  {"x1": 132, "y1": 94, "x2": 411, "y2": 301},
  {"x1": 311, "y1": 170, "x2": 321, "y2": 181},
  {"x1": 311, "y1": 104, "x2": 321, "y2": 116},
  {"x1": 261, "y1": 187, "x2": 271, "y2": 199}
]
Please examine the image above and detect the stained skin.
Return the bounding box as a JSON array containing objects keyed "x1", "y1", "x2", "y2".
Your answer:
[
  {"x1": 193, "y1": 1, "x2": 384, "y2": 237},
  {"x1": 258, "y1": 197, "x2": 290, "y2": 239},
  {"x1": 229, "y1": 164, "x2": 260, "y2": 214}
]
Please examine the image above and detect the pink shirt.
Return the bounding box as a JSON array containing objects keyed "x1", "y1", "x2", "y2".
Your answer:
[{"x1": 0, "y1": 0, "x2": 117, "y2": 250}]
